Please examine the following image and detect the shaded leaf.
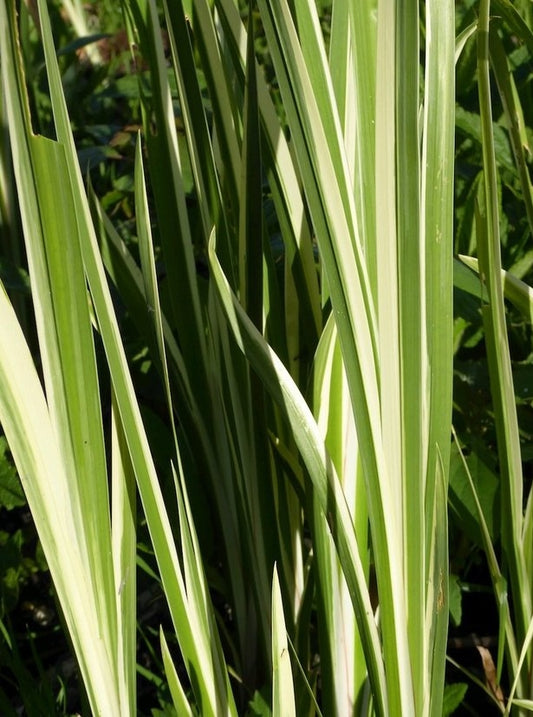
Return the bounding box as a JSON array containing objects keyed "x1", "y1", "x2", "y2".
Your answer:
[
  {"x1": 0, "y1": 438, "x2": 25, "y2": 510},
  {"x1": 442, "y1": 682, "x2": 468, "y2": 716},
  {"x1": 449, "y1": 443, "x2": 499, "y2": 544}
]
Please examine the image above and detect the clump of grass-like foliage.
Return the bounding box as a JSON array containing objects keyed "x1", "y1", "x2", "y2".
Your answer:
[{"x1": 1, "y1": 0, "x2": 533, "y2": 715}]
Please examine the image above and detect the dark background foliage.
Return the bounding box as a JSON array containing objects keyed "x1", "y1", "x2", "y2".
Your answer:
[{"x1": 1, "y1": 1, "x2": 532, "y2": 714}]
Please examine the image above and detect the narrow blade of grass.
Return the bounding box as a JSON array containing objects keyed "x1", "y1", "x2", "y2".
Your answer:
[
  {"x1": 272, "y1": 565, "x2": 296, "y2": 717},
  {"x1": 476, "y1": 6, "x2": 531, "y2": 682},
  {"x1": 160, "y1": 629, "x2": 195, "y2": 717}
]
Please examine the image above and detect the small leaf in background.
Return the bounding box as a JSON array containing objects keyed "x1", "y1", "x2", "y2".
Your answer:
[
  {"x1": 249, "y1": 689, "x2": 272, "y2": 716},
  {"x1": 512, "y1": 363, "x2": 533, "y2": 405},
  {"x1": 0, "y1": 438, "x2": 25, "y2": 510},
  {"x1": 442, "y1": 682, "x2": 468, "y2": 716},
  {"x1": 0, "y1": 261, "x2": 30, "y2": 296},
  {"x1": 455, "y1": 106, "x2": 515, "y2": 172},
  {"x1": 449, "y1": 443, "x2": 500, "y2": 544},
  {"x1": 0, "y1": 529, "x2": 23, "y2": 614},
  {"x1": 448, "y1": 574, "x2": 462, "y2": 627},
  {"x1": 34, "y1": 540, "x2": 48, "y2": 572}
]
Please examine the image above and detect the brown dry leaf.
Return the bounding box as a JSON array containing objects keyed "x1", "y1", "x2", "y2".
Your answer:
[{"x1": 476, "y1": 645, "x2": 505, "y2": 710}]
